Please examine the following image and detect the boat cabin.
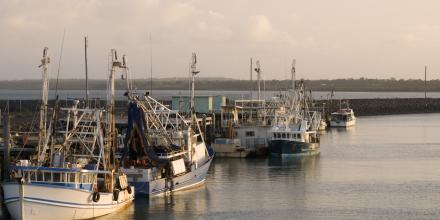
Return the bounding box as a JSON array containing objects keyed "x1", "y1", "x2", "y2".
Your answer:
[
  {"x1": 271, "y1": 130, "x2": 319, "y2": 143},
  {"x1": 331, "y1": 108, "x2": 355, "y2": 122},
  {"x1": 10, "y1": 165, "x2": 110, "y2": 191}
]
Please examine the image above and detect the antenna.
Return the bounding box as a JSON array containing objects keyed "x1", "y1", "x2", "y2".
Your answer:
[
  {"x1": 254, "y1": 60, "x2": 261, "y2": 100},
  {"x1": 55, "y1": 28, "x2": 66, "y2": 96},
  {"x1": 84, "y1": 36, "x2": 89, "y2": 107}
]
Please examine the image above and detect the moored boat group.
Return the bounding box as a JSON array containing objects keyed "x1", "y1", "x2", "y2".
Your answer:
[{"x1": 0, "y1": 48, "x2": 355, "y2": 220}]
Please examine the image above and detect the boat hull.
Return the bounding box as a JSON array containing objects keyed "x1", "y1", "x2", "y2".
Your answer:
[
  {"x1": 212, "y1": 143, "x2": 254, "y2": 158},
  {"x1": 269, "y1": 140, "x2": 320, "y2": 157},
  {"x1": 3, "y1": 183, "x2": 134, "y2": 220},
  {"x1": 330, "y1": 118, "x2": 356, "y2": 127},
  {"x1": 128, "y1": 157, "x2": 213, "y2": 197}
]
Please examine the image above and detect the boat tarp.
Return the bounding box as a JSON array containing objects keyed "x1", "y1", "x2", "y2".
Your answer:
[{"x1": 121, "y1": 102, "x2": 169, "y2": 167}]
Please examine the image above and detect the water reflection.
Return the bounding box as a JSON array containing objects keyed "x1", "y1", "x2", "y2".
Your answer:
[{"x1": 328, "y1": 126, "x2": 355, "y2": 133}]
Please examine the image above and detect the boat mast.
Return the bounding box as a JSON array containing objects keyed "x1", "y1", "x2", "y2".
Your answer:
[
  {"x1": 254, "y1": 60, "x2": 261, "y2": 100},
  {"x1": 122, "y1": 55, "x2": 132, "y2": 98},
  {"x1": 108, "y1": 49, "x2": 122, "y2": 169},
  {"x1": 190, "y1": 53, "x2": 199, "y2": 116},
  {"x1": 291, "y1": 59, "x2": 296, "y2": 91},
  {"x1": 84, "y1": 36, "x2": 89, "y2": 108},
  {"x1": 189, "y1": 52, "x2": 199, "y2": 161},
  {"x1": 290, "y1": 59, "x2": 297, "y2": 124},
  {"x1": 37, "y1": 47, "x2": 50, "y2": 162},
  {"x1": 250, "y1": 58, "x2": 253, "y2": 99}
]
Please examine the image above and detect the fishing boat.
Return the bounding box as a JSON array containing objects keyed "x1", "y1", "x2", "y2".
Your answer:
[
  {"x1": 268, "y1": 60, "x2": 321, "y2": 157},
  {"x1": 120, "y1": 53, "x2": 214, "y2": 196},
  {"x1": 220, "y1": 99, "x2": 273, "y2": 156},
  {"x1": 218, "y1": 60, "x2": 279, "y2": 156},
  {"x1": 330, "y1": 104, "x2": 356, "y2": 127},
  {"x1": 2, "y1": 48, "x2": 134, "y2": 220},
  {"x1": 269, "y1": 120, "x2": 320, "y2": 157}
]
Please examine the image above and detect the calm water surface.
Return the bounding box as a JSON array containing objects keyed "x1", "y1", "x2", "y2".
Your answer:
[{"x1": 3, "y1": 113, "x2": 440, "y2": 219}]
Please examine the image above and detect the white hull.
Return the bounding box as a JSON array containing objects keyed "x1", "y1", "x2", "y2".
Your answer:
[
  {"x1": 330, "y1": 118, "x2": 356, "y2": 127},
  {"x1": 3, "y1": 183, "x2": 134, "y2": 220},
  {"x1": 212, "y1": 143, "x2": 253, "y2": 158},
  {"x1": 125, "y1": 156, "x2": 213, "y2": 196}
]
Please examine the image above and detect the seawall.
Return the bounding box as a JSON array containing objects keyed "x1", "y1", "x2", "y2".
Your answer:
[
  {"x1": 1, "y1": 98, "x2": 440, "y2": 122},
  {"x1": 317, "y1": 98, "x2": 440, "y2": 116}
]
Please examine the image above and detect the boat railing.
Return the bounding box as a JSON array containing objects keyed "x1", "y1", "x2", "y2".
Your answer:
[
  {"x1": 9, "y1": 166, "x2": 109, "y2": 190},
  {"x1": 214, "y1": 138, "x2": 241, "y2": 145}
]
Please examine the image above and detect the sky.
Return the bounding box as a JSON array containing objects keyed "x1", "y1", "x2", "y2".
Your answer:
[{"x1": 1, "y1": 0, "x2": 440, "y2": 80}]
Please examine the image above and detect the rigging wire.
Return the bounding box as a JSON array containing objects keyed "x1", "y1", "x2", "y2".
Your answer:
[{"x1": 54, "y1": 28, "x2": 66, "y2": 96}]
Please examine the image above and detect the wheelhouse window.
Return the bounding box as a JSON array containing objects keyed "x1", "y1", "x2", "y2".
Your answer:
[
  {"x1": 53, "y1": 173, "x2": 61, "y2": 182},
  {"x1": 246, "y1": 131, "x2": 255, "y2": 137}
]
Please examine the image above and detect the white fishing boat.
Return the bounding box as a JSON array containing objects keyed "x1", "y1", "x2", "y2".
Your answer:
[
  {"x1": 3, "y1": 165, "x2": 134, "y2": 220},
  {"x1": 330, "y1": 108, "x2": 356, "y2": 127},
  {"x1": 120, "y1": 53, "x2": 214, "y2": 196},
  {"x1": 3, "y1": 48, "x2": 134, "y2": 220}
]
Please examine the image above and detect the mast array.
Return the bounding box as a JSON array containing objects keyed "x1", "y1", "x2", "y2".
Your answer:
[
  {"x1": 190, "y1": 52, "x2": 200, "y2": 116},
  {"x1": 37, "y1": 47, "x2": 50, "y2": 162},
  {"x1": 254, "y1": 60, "x2": 261, "y2": 100},
  {"x1": 84, "y1": 36, "x2": 89, "y2": 107},
  {"x1": 108, "y1": 49, "x2": 122, "y2": 169}
]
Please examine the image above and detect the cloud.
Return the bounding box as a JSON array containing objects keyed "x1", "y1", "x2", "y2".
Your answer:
[
  {"x1": 208, "y1": 10, "x2": 225, "y2": 20},
  {"x1": 249, "y1": 15, "x2": 296, "y2": 46},
  {"x1": 401, "y1": 33, "x2": 416, "y2": 44},
  {"x1": 161, "y1": 2, "x2": 196, "y2": 26},
  {"x1": 5, "y1": 16, "x2": 46, "y2": 31},
  {"x1": 250, "y1": 15, "x2": 272, "y2": 41}
]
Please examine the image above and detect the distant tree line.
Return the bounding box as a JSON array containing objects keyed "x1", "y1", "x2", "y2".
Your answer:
[{"x1": 0, "y1": 77, "x2": 439, "y2": 91}]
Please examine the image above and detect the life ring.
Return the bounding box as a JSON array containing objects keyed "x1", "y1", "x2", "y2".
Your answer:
[
  {"x1": 92, "y1": 192, "x2": 100, "y2": 202},
  {"x1": 126, "y1": 186, "x2": 132, "y2": 194},
  {"x1": 113, "y1": 190, "x2": 119, "y2": 201}
]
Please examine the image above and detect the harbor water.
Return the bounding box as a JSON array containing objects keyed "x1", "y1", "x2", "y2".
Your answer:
[{"x1": 3, "y1": 113, "x2": 440, "y2": 219}]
